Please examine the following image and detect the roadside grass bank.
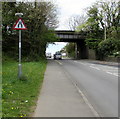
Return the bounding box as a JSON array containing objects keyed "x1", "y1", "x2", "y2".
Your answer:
[{"x1": 2, "y1": 58, "x2": 47, "y2": 117}]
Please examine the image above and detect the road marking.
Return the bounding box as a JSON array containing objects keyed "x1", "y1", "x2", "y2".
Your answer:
[
  {"x1": 106, "y1": 71, "x2": 113, "y2": 75},
  {"x1": 91, "y1": 64, "x2": 95, "y2": 65},
  {"x1": 74, "y1": 60, "x2": 119, "y2": 77},
  {"x1": 102, "y1": 69, "x2": 118, "y2": 71},
  {"x1": 90, "y1": 66, "x2": 100, "y2": 70},
  {"x1": 74, "y1": 83, "x2": 100, "y2": 117},
  {"x1": 74, "y1": 61, "x2": 87, "y2": 65},
  {"x1": 113, "y1": 73, "x2": 119, "y2": 77},
  {"x1": 74, "y1": 61, "x2": 77, "y2": 63},
  {"x1": 80, "y1": 62, "x2": 87, "y2": 65},
  {"x1": 55, "y1": 60, "x2": 63, "y2": 65},
  {"x1": 106, "y1": 72, "x2": 119, "y2": 77}
]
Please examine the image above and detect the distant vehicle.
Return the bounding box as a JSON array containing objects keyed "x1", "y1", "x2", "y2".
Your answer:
[
  {"x1": 46, "y1": 53, "x2": 52, "y2": 58},
  {"x1": 54, "y1": 52, "x2": 62, "y2": 60}
]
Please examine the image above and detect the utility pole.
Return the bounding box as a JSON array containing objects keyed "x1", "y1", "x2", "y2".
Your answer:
[{"x1": 104, "y1": 23, "x2": 106, "y2": 40}]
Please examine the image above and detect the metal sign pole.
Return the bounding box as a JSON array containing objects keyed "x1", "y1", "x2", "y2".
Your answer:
[
  {"x1": 18, "y1": 30, "x2": 22, "y2": 78},
  {"x1": 13, "y1": 13, "x2": 27, "y2": 79}
]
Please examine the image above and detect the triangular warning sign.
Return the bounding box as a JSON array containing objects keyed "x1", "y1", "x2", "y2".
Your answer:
[{"x1": 13, "y1": 18, "x2": 27, "y2": 30}]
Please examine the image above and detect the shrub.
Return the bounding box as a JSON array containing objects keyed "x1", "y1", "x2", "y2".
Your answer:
[{"x1": 98, "y1": 38, "x2": 120, "y2": 58}]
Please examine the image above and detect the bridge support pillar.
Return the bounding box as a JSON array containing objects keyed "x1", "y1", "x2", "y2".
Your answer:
[{"x1": 76, "y1": 41, "x2": 88, "y2": 59}]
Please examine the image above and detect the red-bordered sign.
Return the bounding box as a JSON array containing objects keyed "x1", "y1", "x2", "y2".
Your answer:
[{"x1": 13, "y1": 18, "x2": 27, "y2": 30}]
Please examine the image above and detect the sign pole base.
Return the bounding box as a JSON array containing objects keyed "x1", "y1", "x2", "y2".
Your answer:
[{"x1": 18, "y1": 64, "x2": 22, "y2": 79}]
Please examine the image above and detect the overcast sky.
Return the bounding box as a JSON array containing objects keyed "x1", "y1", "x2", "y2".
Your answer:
[{"x1": 55, "y1": 0, "x2": 98, "y2": 30}]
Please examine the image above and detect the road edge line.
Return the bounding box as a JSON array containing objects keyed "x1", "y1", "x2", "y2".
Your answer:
[
  {"x1": 56, "y1": 60, "x2": 100, "y2": 117},
  {"x1": 74, "y1": 83, "x2": 100, "y2": 117},
  {"x1": 55, "y1": 60, "x2": 63, "y2": 65}
]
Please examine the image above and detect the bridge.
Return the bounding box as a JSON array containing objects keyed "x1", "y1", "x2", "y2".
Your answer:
[{"x1": 55, "y1": 30, "x2": 89, "y2": 59}]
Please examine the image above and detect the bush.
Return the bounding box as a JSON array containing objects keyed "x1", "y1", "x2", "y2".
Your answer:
[{"x1": 98, "y1": 38, "x2": 120, "y2": 58}]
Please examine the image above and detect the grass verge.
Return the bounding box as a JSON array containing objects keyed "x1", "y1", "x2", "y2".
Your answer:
[{"x1": 2, "y1": 59, "x2": 47, "y2": 117}]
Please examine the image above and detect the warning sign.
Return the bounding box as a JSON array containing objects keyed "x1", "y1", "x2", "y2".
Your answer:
[{"x1": 13, "y1": 18, "x2": 27, "y2": 30}]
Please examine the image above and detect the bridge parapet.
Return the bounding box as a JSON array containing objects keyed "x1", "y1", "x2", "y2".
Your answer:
[
  {"x1": 55, "y1": 30, "x2": 86, "y2": 41},
  {"x1": 56, "y1": 34, "x2": 85, "y2": 39}
]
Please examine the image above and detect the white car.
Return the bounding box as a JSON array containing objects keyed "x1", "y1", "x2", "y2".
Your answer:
[{"x1": 54, "y1": 52, "x2": 62, "y2": 60}]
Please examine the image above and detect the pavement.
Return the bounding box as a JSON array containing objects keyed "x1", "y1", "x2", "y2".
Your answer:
[{"x1": 33, "y1": 60, "x2": 95, "y2": 117}]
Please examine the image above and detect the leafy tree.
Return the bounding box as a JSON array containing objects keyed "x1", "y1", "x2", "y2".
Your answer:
[
  {"x1": 98, "y1": 38, "x2": 120, "y2": 58},
  {"x1": 2, "y1": 1, "x2": 58, "y2": 61},
  {"x1": 77, "y1": 0, "x2": 120, "y2": 59},
  {"x1": 65, "y1": 43, "x2": 75, "y2": 58}
]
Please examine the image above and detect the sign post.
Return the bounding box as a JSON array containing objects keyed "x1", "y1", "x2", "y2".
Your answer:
[
  {"x1": 18, "y1": 30, "x2": 22, "y2": 78},
  {"x1": 13, "y1": 13, "x2": 27, "y2": 78}
]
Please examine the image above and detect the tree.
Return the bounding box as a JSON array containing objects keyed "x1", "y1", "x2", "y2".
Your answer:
[
  {"x1": 64, "y1": 43, "x2": 75, "y2": 58},
  {"x1": 2, "y1": 1, "x2": 58, "y2": 61},
  {"x1": 97, "y1": 0, "x2": 120, "y2": 58},
  {"x1": 68, "y1": 15, "x2": 87, "y2": 31},
  {"x1": 77, "y1": 0, "x2": 120, "y2": 59}
]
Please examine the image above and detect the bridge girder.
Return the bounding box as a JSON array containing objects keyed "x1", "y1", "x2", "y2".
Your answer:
[
  {"x1": 55, "y1": 30, "x2": 86, "y2": 42},
  {"x1": 54, "y1": 30, "x2": 88, "y2": 59}
]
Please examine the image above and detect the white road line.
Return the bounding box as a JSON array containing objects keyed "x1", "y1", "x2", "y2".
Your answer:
[
  {"x1": 55, "y1": 60, "x2": 63, "y2": 65},
  {"x1": 90, "y1": 66, "x2": 100, "y2": 70},
  {"x1": 80, "y1": 63, "x2": 87, "y2": 65},
  {"x1": 74, "y1": 61, "x2": 119, "y2": 77},
  {"x1": 62, "y1": 64, "x2": 100, "y2": 117},
  {"x1": 106, "y1": 72, "x2": 119, "y2": 77},
  {"x1": 91, "y1": 64, "x2": 95, "y2": 65},
  {"x1": 106, "y1": 71, "x2": 113, "y2": 75},
  {"x1": 74, "y1": 84, "x2": 100, "y2": 117},
  {"x1": 113, "y1": 73, "x2": 119, "y2": 77},
  {"x1": 74, "y1": 61, "x2": 78, "y2": 63},
  {"x1": 95, "y1": 65, "x2": 118, "y2": 69},
  {"x1": 102, "y1": 69, "x2": 118, "y2": 71},
  {"x1": 74, "y1": 61, "x2": 87, "y2": 65},
  {"x1": 102, "y1": 67, "x2": 118, "y2": 70}
]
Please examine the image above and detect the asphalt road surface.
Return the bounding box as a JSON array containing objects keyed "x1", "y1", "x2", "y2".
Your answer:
[{"x1": 53, "y1": 59, "x2": 118, "y2": 117}]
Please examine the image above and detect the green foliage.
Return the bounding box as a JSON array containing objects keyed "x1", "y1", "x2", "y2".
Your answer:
[
  {"x1": 77, "y1": 0, "x2": 120, "y2": 59},
  {"x1": 107, "y1": 26, "x2": 120, "y2": 40},
  {"x1": 85, "y1": 38, "x2": 102, "y2": 50},
  {"x1": 2, "y1": 58, "x2": 47, "y2": 117},
  {"x1": 2, "y1": 2, "x2": 58, "y2": 61},
  {"x1": 65, "y1": 43, "x2": 75, "y2": 58},
  {"x1": 98, "y1": 38, "x2": 120, "y2": 57}
]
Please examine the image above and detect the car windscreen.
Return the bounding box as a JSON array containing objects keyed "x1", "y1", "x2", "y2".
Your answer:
[{"x1": 56, "y1": 53, "x2": 61, "y2": 55}]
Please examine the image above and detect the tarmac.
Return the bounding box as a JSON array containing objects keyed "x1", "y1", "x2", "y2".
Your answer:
[
  {"x1": 88, "y1": 60, "x2": 119, "y2": 67},
  {"x1": 74, "y1": 59, "x2": 119, "y2": 67}
]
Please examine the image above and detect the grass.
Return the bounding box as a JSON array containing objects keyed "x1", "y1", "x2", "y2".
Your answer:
[{"x1": 2, "y1": 59, "x2": 47, "y2": 117}]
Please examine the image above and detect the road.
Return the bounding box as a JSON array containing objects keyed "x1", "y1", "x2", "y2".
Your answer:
[{"x1": 53, "y1": 59, "x2": 118, "y2": 117}]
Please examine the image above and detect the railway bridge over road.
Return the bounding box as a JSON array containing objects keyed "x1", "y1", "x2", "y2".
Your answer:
[{"x1": 55, "y1": 30, "x2": 89, "y2": 59}]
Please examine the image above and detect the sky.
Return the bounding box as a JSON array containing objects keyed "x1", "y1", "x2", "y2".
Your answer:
[
  {"x1": 46, "y1": 0, "x2": 98, "y2": 55},
  {"x1": 46, "y1": 42, "x2": 68, "y2": 56},
  {"x1": 55, "y1": 0, "x2": 98, "y2": 30}
]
